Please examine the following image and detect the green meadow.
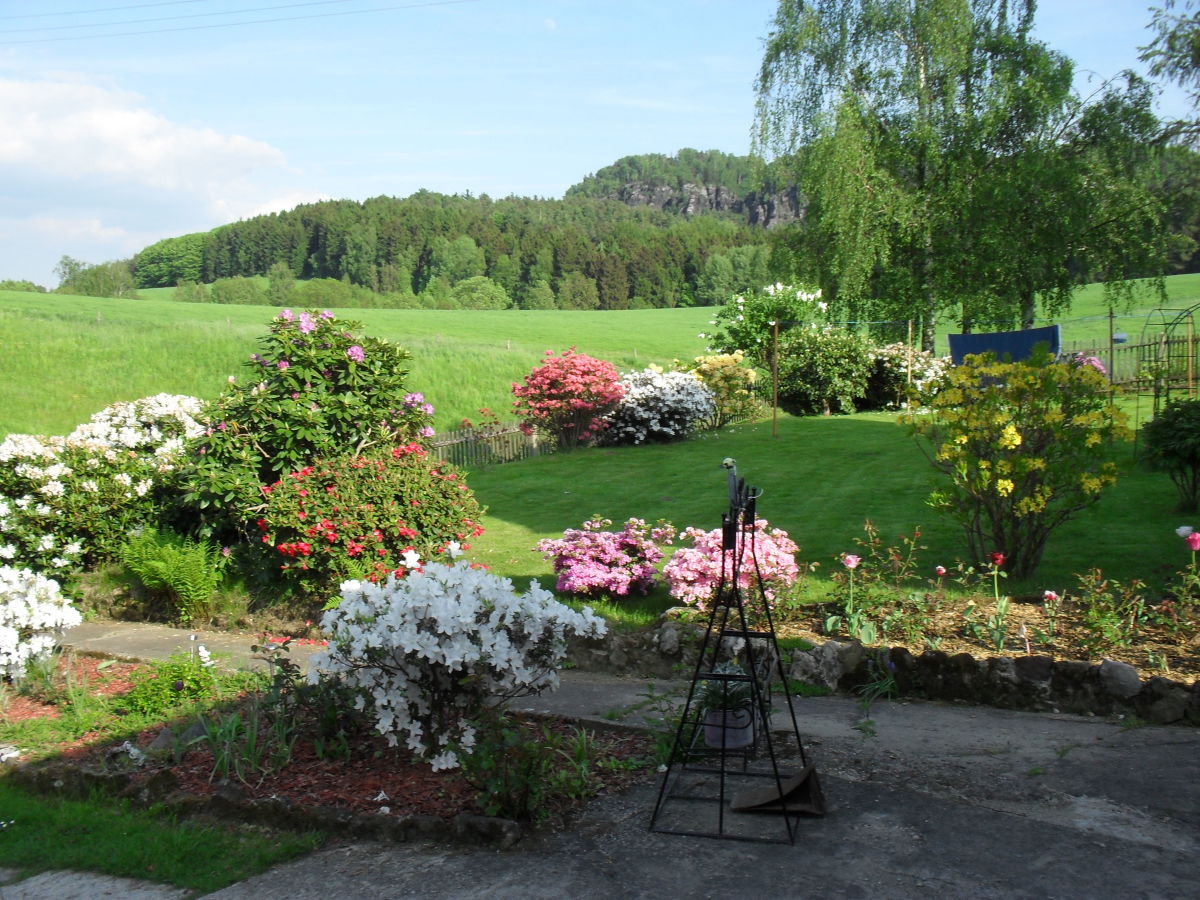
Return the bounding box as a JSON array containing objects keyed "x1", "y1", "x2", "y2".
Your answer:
[{"x1": 0, "y1": 291, "x2": 711, "y2": 437}]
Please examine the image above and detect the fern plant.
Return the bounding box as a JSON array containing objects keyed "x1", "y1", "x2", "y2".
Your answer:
[{"x1": 121, "y1": 528, "x2": 226, "y2": 624}]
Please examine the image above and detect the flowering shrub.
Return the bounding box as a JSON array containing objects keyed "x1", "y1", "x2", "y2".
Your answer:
[
  {"x1": 600, "y1": 368, "x2": 714, "y2": 445},
  {"x1": 511, "y1": 348, "x2": 624, "y2": 450},
  {"x1": 257, "y1": 443, "x2": 484, "y2": 595},
  {"x1": 0, "y1": 566, "x2": 82, "y2": 680},
  {"x1": 776, "y1": 326, "x2": 876, "y2": 416},
  {"x1": 663, "y1": 519, "x2": 800, "y2": 610},
  {"x1": 862, "y1": 343, "x2": 952, "y2": 411},
  {"x1": 182, "y1": 309, "x2": 433, "y2": 537},
  {"x1": 311, "y1": 561, "x2": 606, "y2": 770},
  {"x1": 0, "y1": 394, "x2": 204, "y2": 573},
  {"x1": 903, "y1": 353, "x2": 1130, "y2": 579},
  {"x1": 679, "y1": 351, "x2": 761, "y2": 429},
  {"x1": 702, "y1": 282, "x2": 827, "y2": 371},
  {"x1": 536, "y1": 516, "x2": 676, "y2": 598},
  {"x1": 1071, "y1": 353, "x2": 1108, "y2": 377}
]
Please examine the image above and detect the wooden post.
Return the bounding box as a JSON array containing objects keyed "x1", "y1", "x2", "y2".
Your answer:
[
  {"x1": 1190, "y1": 317, "x2": 1196, "y2": 399},
  {"x1": 771, "y1": 320, "x2": 779, "y2": 439},
  {"x1": 1107, "y1": 305, "x2": 1115, "y2": 385}
]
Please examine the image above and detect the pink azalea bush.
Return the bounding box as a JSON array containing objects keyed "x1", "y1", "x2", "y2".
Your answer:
[
  {"x1": 511, "y1": 348, "x2": 625, "y2": 450},
  {"x1": 536, "y1": 517, "x2": 676, "y2": 598},
  {"x1": 663, "y1": 519, "x2": 800, "y2": 609}
]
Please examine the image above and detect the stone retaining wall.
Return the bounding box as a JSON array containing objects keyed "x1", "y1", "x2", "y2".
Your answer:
[{"x1": 568, "y1": 618, "x2": 1200, "y2": 726}]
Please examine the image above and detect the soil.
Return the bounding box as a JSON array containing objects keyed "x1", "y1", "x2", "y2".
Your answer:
[
  {"x1": 770, "y1": 589, "x2": 1200, "y2": 683},
  {"x1": 1, "y1": 654, "x2": 657, "y2": 825}
]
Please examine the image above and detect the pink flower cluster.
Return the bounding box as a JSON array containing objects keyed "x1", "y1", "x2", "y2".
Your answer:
[
  {"x1": 537, "y1": 517, "x2": 676, "y2": 598},
  {"x1": 663, "y1": 519, "x2": 800, "y2": 610},
  {"x1": 512, "y1": 348, "x2": 625, "y2": 448}
]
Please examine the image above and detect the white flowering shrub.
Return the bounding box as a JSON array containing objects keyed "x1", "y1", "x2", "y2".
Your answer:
[
  {"x1": 863, "y1": 343, "x2": 952, "y2": 410},
  {"x1": 601, "y1": 368, "x2": 716, "y2": 446},
  {"x1": 0, "y1": 566, "x2": 82, "y2": 680},
  {"x1": 311, "y1": 561, "x2": 606, "y2": 770},
  {"x1": 0, "y1": 394, "x2": 205, "y2": 573}
]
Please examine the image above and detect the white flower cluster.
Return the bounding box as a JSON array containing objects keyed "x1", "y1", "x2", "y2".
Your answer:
[
  {"x1": 0, "y1": 394, "x2": 205, "y2": 573},
  {"x1": 311, "y1": 561, "x2": 606, "y2": 770},
  {"x1": 66, "y1": 393, "x2": 206, "y2": 450},
  {"x1": 872, "y1": 343, "x2": 952, "y2": 406},
  {"x1": 602, "y1": 368, "x2": 716, "y2": 446},
  {"x1": 0, "y1": 566, "x2": 82, "y2": 680}
]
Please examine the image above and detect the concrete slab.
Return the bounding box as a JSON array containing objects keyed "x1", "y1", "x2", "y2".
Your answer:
[{"x1": 0, "y1": 870, "x2": 190, "y2": 899}]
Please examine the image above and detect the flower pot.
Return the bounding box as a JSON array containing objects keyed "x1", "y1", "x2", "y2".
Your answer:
[{"x1": 703, "y1": 707, "x2": 754, "y2": 749}]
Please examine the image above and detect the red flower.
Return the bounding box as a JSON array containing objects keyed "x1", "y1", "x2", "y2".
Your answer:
[{"x1": 990, "y1": 552, "x2": 1005, "y2": 567}]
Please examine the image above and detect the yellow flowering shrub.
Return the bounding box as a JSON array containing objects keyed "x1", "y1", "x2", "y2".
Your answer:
[
  {"x1": 676, "y1": 351, "x2": 761, "y2": 429},
  {"x1": 901, "y1": 352, "x2": 1130, "y2": 579}
]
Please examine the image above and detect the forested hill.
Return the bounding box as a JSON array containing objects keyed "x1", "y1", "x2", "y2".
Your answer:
[
  {"x1": 565, "y1": 148, "x2": 801, "y2": 228},
  {"x1": 130, "y1": 184, "x2": 776, "y2": 310}
]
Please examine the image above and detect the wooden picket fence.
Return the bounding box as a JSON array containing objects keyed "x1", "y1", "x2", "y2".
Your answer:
[
  {"x1": 1062, "y1": 334, "x2": 1197, "y2": 395},
  {"x1": 428, "y1": 424, "x2": 544, "y2": 468}
]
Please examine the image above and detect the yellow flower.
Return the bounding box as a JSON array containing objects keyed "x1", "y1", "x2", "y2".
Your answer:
[
  {"x1": 955, "y1": 434, "x2": 968, "y2": 445},
  {"x1": 998, "y1": 424, "x2": 1022, "y2": 450},
  {"x1": 995, "y1": 478, "x2": 1015, "y2": 497}
]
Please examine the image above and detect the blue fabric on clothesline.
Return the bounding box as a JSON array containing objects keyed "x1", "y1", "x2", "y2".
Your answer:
[{"x1": 947, "y1": 325, "x2": 1061, "y2": 365}]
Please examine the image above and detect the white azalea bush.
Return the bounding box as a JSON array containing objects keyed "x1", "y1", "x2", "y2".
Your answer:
[
  {"x1": 310, "y1": 561, "x2": 606, "y2": 770},
  {"x1": 0, "y1": 566, "x2": 82, "y2": 680},
  {"x1": 863, "y1": 343, "x2": 952, "y2": 410},
  {"x1": 0, "y1": 394, "x2": 204, "y2": 573},
  {"x1": 601, "y1": 368, "x2": 716, "y2": 445}
]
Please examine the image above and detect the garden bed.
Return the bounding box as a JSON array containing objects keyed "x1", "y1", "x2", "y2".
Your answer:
[{"x1": 1, "y1": 652, "x2": 658, "y2": 846}]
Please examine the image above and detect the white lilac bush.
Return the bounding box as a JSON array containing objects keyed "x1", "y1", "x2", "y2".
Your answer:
[
  {"x1": 0, "y1": 566, "x2": 82, "y2": 680},
  {"x1": 663, "y1": 519, "x2": 801, "y2": 610},
  {"x1": 0, "y1": 394, "x2": 205, "y2": 573},
  {"x1": 536, "y1": 516, "x2": 676, "y2": 598},
  {"x1": 311, "y1": 561, "x2": 606, "y2": 770},
  {"x1": 601, "y1": 368, "x2": 716, "y2": 446}
]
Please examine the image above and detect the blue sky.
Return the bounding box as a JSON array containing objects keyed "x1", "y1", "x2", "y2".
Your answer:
[{"x1": 0, "y1": 0, "x2": 1187, "y2": 288}]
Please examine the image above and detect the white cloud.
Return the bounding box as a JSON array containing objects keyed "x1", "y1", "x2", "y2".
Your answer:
[
  {"x1": 0, "y1": 78, "x2": 286, "y2": 190},
  {"x1": 0, "y1": 77, "x2": 300, "y2": 284},
  {"x1": 216, "y1": 189, "x2": 335, "y2": 223}
]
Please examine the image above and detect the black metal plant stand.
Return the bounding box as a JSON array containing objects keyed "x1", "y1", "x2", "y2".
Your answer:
[{"x1": 649, "y1": 462, "x2": 823, "y2": 843}]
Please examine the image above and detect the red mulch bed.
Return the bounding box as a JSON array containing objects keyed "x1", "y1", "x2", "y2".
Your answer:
[{"x1": 3, "y1": 654, "x2": 657, "y2": 824}]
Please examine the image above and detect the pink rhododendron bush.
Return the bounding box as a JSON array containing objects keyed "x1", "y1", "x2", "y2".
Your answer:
[
  {"x1": 663, "y1": 519, "x2": 800, "y2": 610},
  {"x1": 311, "y1": 560, "x2": 606, "y2": 770},
  {"x1": 536, "y1": 516, "x2": 677, "y2": 598},
  {"x1": 511, "y1": 348, "x2": 624, "y2": 449}
]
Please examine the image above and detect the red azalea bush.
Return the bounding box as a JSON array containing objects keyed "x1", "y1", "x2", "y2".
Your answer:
[
  {"x1": 512, "y1": 348, "x2": 624, "y2": 450},
  {"x1": 256, "y1": 443, "x2": 484, "y2": 596},
  {"x1": 663, "y1": 519, "x2": 800, "y2": 610}
]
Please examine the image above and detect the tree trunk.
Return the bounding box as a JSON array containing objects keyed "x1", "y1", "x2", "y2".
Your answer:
[{"x1": 1019, "y1": 288, "x2": 1035, "y2": 330}]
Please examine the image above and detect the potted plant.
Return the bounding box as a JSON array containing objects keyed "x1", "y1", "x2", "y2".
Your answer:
[{"x1": 696, "y1": 660, "x2": 756, "y2": 750}]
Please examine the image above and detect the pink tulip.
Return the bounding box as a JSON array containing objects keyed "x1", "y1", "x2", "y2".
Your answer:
[
  {"x1": 1188, "y1": 532, "x2": 1200, "y2": 552},
  {"x1": 842, "y1": 554, "x2": 861, "y2": 570},
  {"x1": 935, "y1": 565, "x2": 946, "y2": 576}
]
